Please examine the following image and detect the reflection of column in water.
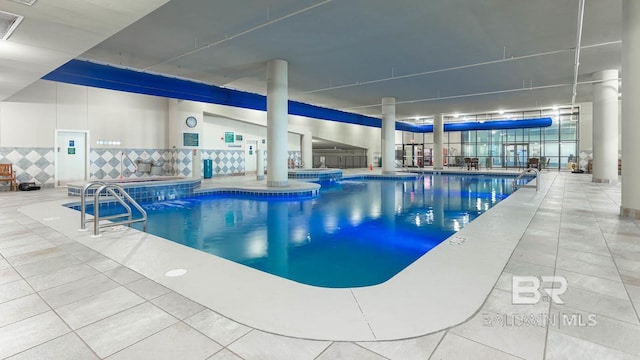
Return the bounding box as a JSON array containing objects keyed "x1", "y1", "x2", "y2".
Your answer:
[
  {"x1": 381, "y1": 180, "x2": 397, "y2": 230},
  {"x1": 433, "y1": 174, "x2": 445, "y2": 228},
  {"x1": 191, "y1": 203, "x2": 203, "y2": 248},
  {"x1": 266, "y1": 201, "x2": 289, "y2": 277}
]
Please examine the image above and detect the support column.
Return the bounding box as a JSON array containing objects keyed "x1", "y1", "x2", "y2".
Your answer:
[
  {"x1": 267, "y1": 59, "x2": 288, "y2": 187},
  {"x1": 621, "y1": 0, "x2": 640, "y2": 218},
  {"x1": 592, "y1": 70, "x2": 619, "y2": 184},
  {"x1": 381, "y1": 97, "x2": 396, "y2": 174},
  {"x1": 433, "y1": 113, "x2": 444, "y2": 170},
  {"x1": 301, "y1": 130, "x2": 312, "y2": 169}
]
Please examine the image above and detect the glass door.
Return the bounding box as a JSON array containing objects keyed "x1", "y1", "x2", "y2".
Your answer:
[{"x1": 503, "y1": 143, "x2": 529, "y2": 168}]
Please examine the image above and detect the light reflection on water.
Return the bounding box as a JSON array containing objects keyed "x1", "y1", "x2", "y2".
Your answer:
[{"x1": 123, "y1": 174, "x2": 519, "y2": 288}]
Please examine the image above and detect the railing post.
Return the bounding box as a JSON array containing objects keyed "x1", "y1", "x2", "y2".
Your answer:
[{"x1": 93, "y1": 185, "x2": 103, "y2": 236}]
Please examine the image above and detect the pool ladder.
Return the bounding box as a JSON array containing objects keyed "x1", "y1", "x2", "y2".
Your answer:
[
  {"x1": 80, "y1": 181, "x2": 147, "y2": 236},
  {"x1": 512, "y1": 168, "x2": 540, "y2": 191}
]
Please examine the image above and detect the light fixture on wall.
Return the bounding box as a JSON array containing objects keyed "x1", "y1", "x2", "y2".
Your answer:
[
  {"x1": 96, "y1": 140, "x2": 121, "y2": 146},
  {"x1": 0, "y1": 10, "x2": 24, "y2": 40}
]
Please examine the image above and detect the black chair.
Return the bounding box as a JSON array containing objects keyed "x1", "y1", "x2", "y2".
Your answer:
[
  {"x1": 464, "y1": 157, "x2": 472, "y2": 170},
  {"x1": 470, "y1": 158, "x2": 479, "y2": 170}
]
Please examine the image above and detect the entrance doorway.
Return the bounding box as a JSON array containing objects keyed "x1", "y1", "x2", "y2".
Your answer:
[
  {"x1": 503, "y1": 143, "x2": 529, "y2": 168},
  {"x1": 55, "y1": 130, "x2": 89, "y2": 186},
  {"x1": 245, "y1": 140, "x2": 258, "y2": 174},
  {"x1": 402, "y1": 144, "x2": 426, "y2": 167}
]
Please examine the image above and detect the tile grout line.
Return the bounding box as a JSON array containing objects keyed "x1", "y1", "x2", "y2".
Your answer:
[
  {"x1": 592, "y1": 189, "x2": 640, "y2": 328},
  {"x1": 0, "y1": 222, "x2": 103, "y2": 360},
  {"x1": 349, "y1": 342, "x2": 393, "y2": 360},
  {"x1": 430, "y1": 173, "x2": 560, "y2": 360},
  {"x1": 426, "y1": 330, "x2": 448, "y2": 360},
  {"x1": 551, "y1": 176, "x2": 640, "y2": 356},
  {"x1": 537, "y1": 172, "x2": 563, "y2": 360},
  {"x1": 349, "y1": 289, "x2": 377, "y2": 340}
]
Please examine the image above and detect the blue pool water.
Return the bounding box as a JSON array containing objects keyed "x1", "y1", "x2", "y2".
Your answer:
[{"x1": 91, "y1": 174, "x2": 526, "y2": 288}]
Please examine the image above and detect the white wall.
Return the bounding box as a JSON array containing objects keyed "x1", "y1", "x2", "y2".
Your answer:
[
  {"x1": 579, "y1": 102, "x2": 593, "y2": 152},
  {"x1": 0, "y1": 80, "x2": 169, "y2": 149},
  {"x1": 201, "y1": 103, "x2": 378, "y2": 159},
  {"x1": 88, "y1": 87, "x2": 168, "y2": 149},
  {"x1": 168, "y1": 99, "x2": 203, "y2": 149},
  {"x1": 0, "y1": 81, "x2": 57, "y2": 147},
  {"x1": 0, "y1": 80, "x2": 382, "y2": 163},
  {"x1": 203, "y1": 115, "x2": 300, "y2": 151}
]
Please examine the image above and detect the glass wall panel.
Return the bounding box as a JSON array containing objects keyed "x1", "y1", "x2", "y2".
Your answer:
[
  {"x1": 543, "y1": 121, "x2": 559, "y2": 141},
  {"x1": 477, "y1": 130, "x2": 491, "y2": 143},
  {"x1": 560, "y1": 142, "x2": 578, "y2": 169},
  {"x1": 544, "y1": 143, "x2": 559, "y2": 169},
  {"x1": 397, "y1": 105, "x2": 578, "y2": 171},
  {"x1": 528, "y1": 128, "x2": 542, "y2": 144},
  {"x1": 560, "y1": 119, "x2": 577, "y2": 141},
  {"x1": 447, "y1": 132, "x2": 462, "y2": 167}
]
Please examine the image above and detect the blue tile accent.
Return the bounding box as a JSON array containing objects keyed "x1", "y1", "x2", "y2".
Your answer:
[{"x1": 68, "y1": 179, "x2": 201, "y2": 202}]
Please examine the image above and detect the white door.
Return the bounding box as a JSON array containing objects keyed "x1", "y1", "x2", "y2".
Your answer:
[
  {"x1": 245, "y1": 140, "x2": 257, "y2": 174},
  {"x1": 56, "y1": 131, "x2": 87, "y2": 186}
]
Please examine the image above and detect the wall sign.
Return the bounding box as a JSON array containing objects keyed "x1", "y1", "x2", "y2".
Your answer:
[
  {"x1": 69, "y1": 140, "x2": 75, "y2": 147},
  {"x1": 235, "y1": 134, "x2": 243, "y2": 141},
  {"x1": 68, "y1": 148, "x2": 76, "y2": 155},
  {"x1": 183, "y1": 132, "x2": 199, "y2": 147},
  {"x1": 224, "y1": 131, "x2": 235, "y2": 143}
]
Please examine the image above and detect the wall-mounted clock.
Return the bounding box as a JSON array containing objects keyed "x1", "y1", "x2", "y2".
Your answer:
[{"x1": 185, "y1": 116, "x2": 197, "y2": 128}]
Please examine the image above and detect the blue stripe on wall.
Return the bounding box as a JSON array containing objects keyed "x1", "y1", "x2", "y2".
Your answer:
[{"x1": 43, "y1": 59, "x2": 551, "y2": 132}]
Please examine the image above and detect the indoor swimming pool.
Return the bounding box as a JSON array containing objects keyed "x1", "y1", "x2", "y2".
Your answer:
[{"x1": 83, "y1": 174, "x2": 529, "y2": 288}]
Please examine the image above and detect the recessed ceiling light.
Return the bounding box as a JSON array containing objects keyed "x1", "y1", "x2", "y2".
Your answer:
[
  {"x1": 498, "y1": 109, "x2": 505, "y2": 115},
  {"x1": 0, "y1": 10, "x2": 23, "y2": 40},
  {"x1": 453, "y1": 113, "x2": 459, "y2": 118}
]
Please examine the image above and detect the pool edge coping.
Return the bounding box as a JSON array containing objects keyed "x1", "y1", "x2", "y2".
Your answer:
[{"x1": 18, "y1": 172, "x2": 553, "y2": 341}]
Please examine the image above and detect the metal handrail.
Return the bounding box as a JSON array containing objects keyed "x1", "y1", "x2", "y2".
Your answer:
[
  {"x1": 80, "y1": 181, "x2": 106, "y2": 231},
  {"x1": 512, "y1": 168, "x2": 540, "y2": 191},
  {"x1": 93, "y1": 184, "x2": 147, "y2": 236},
  {"x1": 79, "y1": 181, "x2": 147, "y2": 236}
]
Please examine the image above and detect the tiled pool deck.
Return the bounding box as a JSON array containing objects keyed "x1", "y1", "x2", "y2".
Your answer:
[{"x1": 1, "y1": 169, "x2": 639, "y2": 359}]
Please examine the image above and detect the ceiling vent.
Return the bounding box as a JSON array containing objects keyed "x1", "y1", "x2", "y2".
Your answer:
[
  {"x1": 10, "y1": 0, "x2": 37, "y2": 5},
  {"x1": 0, "y1": 10, "x2": 23, "y2": 40}
]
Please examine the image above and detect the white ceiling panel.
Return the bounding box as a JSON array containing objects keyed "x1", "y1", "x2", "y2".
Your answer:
[
  {"x1": 0, "y1": 0, "x2": 169, "y2": 101},
  {"x1": 3, "y1": 0, "x2": 623, "y2": 118}
]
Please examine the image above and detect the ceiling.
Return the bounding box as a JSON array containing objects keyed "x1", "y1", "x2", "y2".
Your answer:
[
  {"x1": 3, "y1": 0, "x2": 622, "y2": 121},
  {"x1": 0, "y1": 0, "x2": 168, "y2": 101}
]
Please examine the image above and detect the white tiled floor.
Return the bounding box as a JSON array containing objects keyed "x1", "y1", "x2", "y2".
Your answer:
[{"x1": 0, "y1": 171, "x2": 639, "y2": 359}]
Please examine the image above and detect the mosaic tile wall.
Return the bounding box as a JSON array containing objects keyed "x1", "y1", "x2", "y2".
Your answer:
[
  {"x1": 0, "y1": 147, "x2": 55, "y2": 189},
  {"x1": 89, "y1": 148, "x2": 192, "y2": 180},
  {"x1": 578, "y1": 150, "x2": 621, "y2": 172},
  {"x1": 288, "y1": 151, "x2": 302, "y2": 168},
  {"x1": 578, "y1": 151, "x2": 591, "y2": 171},
  {"x1": 0, "y1": 147, "x2": 299, "y2": 191},
  {"x1": 201, "y1": 149, "x2": 244, "y2": 176}
]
